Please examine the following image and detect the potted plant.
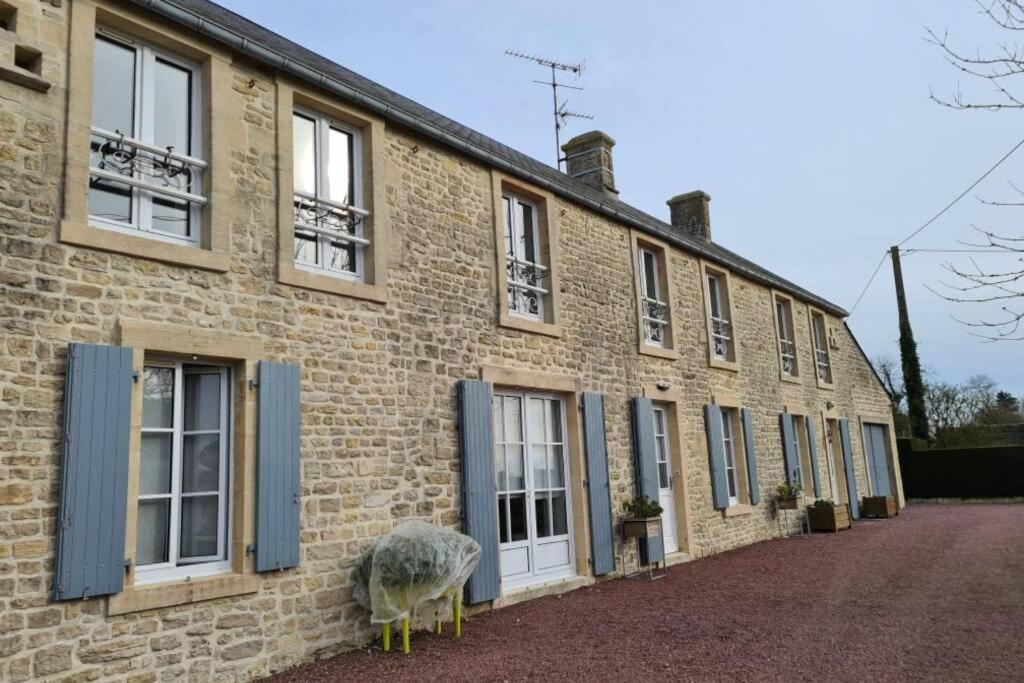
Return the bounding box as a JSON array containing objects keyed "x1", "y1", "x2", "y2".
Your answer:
[
  {"x1": 775, "y1": 483, "x2": 803, "y2": 510},
  {"x1": 806, "y1": 499, "x2": 852, "y2": 533},
  {"x1": 620, "y1": 495, "x2": 664, "y2": 538},
  {"x1": 861, "y1": 495, "x2": 898, "y2": 518}
]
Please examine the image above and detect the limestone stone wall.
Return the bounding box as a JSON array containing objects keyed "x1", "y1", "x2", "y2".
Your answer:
[{"x1": 0, "y1": 1, "x2": 898, "y2": 681}]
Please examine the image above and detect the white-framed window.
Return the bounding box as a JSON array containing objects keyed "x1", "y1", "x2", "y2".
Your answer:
[
  {"x1": 88, "y1": 31, "x2": 206, "y2": 245},
  {"x1": 502, "y1": 194, "x2": 548, "y2": 320},
  {"x1": 811, "y1": 312, "x2": 833, "y2": 384},
  {"x1": 721, "y1": 408, "x2": 739, "y2": 506},
  {"x1": 787, "y1": 415, "x2": 807, "y2": 489},
  {"x1": 639, "y1": 247, "x2": 668, "y2": 346},
  {"x1": 653, "y1": 406, "x2": 671, "y2": 489},
  {"x1": 136, "y1": 361, "x2": 231, "y2": 585},
  {"x1": 292, "y1": 109, "x2": 368, "y2": 280},
  {"x1": 707, "y1": 273, "x2": 732, "y2": 360},
  {"x1": 776, "y1": 298, "x2": 797, "y2": 376}
]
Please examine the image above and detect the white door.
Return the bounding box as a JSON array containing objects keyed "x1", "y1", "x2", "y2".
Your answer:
[
  {"x1": 824, "y1": 419, "x2": 841, "y2": 503},
  {"x1": 652, "y1": 407, "x2": 678, "y2": 554},
  {"x1": 493, "y1": 392, "x2": 575, "y2": 590}
]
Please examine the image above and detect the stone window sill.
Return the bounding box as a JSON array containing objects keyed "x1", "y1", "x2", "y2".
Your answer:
[
  {"x1": 815, "y1": 378, "x2": 836, "y2": 391},
  {"x1": 60, "y1": 220, "x2": 230, "y2": 273},
  {"x1": 639, "y1": 342, "x2": 679, "y2": 361},
  {"x1": 780, "y1": 372, "x2": 801, "y2": 384},
  {"x1": 278, "y1": 263, "x2": 387, "y2": 303},
  {"x1": 498, "y1": 311, "x2": 562, "y2": 339},
  {"x1": 107, "y1": 573, "x2": 261, "y2": 616},
  {"x1": 723, "y1": 504, "x2": 755, "y2": 518},
  {"x1": 0, "y1": 64, "x2": 50, "y2": 92},
  {"x1": 709, "y1": 355, "x2": 739, "y2": 372}
]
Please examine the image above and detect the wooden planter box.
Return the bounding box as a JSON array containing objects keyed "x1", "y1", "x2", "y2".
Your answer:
[
  {"x1": 621, "y1": 517, "x2": 662, "y2": 540},
  {"x1": 777, "y1": 496, "x2": 799, "y2": 510},
  {"x1": 862, "y1": 495, "x2": 898, "y2": 519},
  {"x1": 806, "y1": 504, "x2": 852, "y2": 533}
]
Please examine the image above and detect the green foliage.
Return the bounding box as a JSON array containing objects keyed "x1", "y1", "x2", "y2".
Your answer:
[
  {"x1": 775, "y1": 483, "x2": 803, "y2": 499},
  {"x1": 622, "y1": 495, "x2": 663, "y2": 518},
  {"x1": 899, "y1": 319, "x2": 929, "y2": 440},
  {"x1": 811, "y1": 498, "x2": 836, "y2": 508}
]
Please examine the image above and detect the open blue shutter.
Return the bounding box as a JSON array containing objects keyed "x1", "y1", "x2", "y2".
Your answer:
[
  {"x1": 704, "y1": 404, "x2": 729, "y2": 510},
  {"x1": 740, "y1": 408, "x2": 760, "y2": 505},
  {"x1": 630, "y1": 398, "x2": 664, "y2": 565},
  {"x1": 838, "y1": 418, "x2": 860, "y2": 519},
  {"x1": 582, "y1": 392, "x2": 615, "y2": 576},
  {"x1": 805, "y1": 415, "x2": 822, "y2": 497},
  {"x1": 779, "y1": 413, "x2": 797, "y2": 485},
  {"x1": 256, "y1": 361, "x2": 301, "y2": 572},
  {"x1": 53, "y1": 343, "x2": 133, "y2": 600},
  {"x1": 458, "y1": 380, "x2": 500, "y2": 603}
]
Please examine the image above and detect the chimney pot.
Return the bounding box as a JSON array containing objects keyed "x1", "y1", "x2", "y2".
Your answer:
[
  {"x1": 561, "y1": 130, "x2": 618, "y2": 197},
  {"x1": 667, "y1": 190, "x2": 712, "y2": 241}
]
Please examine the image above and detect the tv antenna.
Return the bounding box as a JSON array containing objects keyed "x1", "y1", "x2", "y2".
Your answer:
[{"x1": 505, "y1": 50, "x2": 593, "y2": 170}]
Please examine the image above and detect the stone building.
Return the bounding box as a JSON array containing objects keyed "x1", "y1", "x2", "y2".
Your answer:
[{"x1": 0, "y1": 0, "x2": 902, "y2": 680}]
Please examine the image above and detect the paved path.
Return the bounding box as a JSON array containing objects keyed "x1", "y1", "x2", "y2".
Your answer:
[{"x1": 271, "y1": 504, "x2": 1024, "y2": 681}]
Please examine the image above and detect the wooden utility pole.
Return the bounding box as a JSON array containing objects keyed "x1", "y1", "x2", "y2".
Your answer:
[{"x1": 890, "y1": 246, "x2": 929, "y2": 440}]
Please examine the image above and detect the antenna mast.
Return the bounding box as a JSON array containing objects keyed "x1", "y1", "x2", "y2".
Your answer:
[{"x1": 505, "y1": 50, "x2": 593, "y2": 170}]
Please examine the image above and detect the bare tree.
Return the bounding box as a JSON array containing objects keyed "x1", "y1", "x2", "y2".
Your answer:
[{"x1": 925, "y1": 1, "x2": 1024, "y2": 339}]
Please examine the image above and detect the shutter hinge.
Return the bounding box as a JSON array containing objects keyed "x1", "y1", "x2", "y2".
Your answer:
[
  {"x1": 246, "y1": 544, "x2": 256, "y2": 557},
  {"x1": 131, "y1": 372, "x2": 139, "y2": 383},
  {"x1": 249, "y1": 378, "x2": 258, "y2": 390},
  {"x1": 123, "y1": 558, "x2": 132, "y2": 572}
]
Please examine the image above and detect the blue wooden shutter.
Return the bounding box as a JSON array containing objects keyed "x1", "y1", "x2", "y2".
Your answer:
[
  {"x1": 458, "y1": 380, "x2": 500, "y2": 603},
  {"x1": 704, "y1": 404, "x2": 729, "y2": 510},
  {"x1": 779, "y1": 413, "x2": 798, "y2": 485},
  {"x1": 582, "y1": 392, "x2": 615, "y2": 576},
  {"x1": 866, "y1": 424, "x2": 893, "y2": 497},
  {"x1": 53, "y1": 343, "x2": 133, "y2": 600},
  {"x1": 740, "y1": 408, "x2": 760, "y2": 505},
  {"x1": 838, "y1": 418, "x2": 860, "y2": 519},
  {"x1": 256, "y1": 361, "x2": 301, "y2": 572},
  {"x1": 805, "y1": 415, "x2": 822, "y2": 497},
  {"x1": 630, "y1": 398, "x2": 664, "y2": 565}
]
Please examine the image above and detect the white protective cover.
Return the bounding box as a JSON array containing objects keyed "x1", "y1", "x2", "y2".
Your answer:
[{"x1": 353, "y1": 520, "x2": 482, "y2": 624}]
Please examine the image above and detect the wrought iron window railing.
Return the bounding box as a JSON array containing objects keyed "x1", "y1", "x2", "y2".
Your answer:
[
  {"x1": 506, "y1": 255, "x2": 548, "y2": 318},
  {"x1": 293, "y1": 192, "x2": 370, "y2": 275},
  {"x1": 780, "y1": 338, "x2": 796, "y2": 375},
  {"x1": 711, "y1": 316, "x2": 732, "y2": 359},
  {"x1": 642, "y1": 296, "x2": 669, "y2": 345},
  {"x1": 815, "y1": 347, "x2": 832, "y2": 382},
  {"x1": 89, "y1": 127, "x2": 207, "y2": 207}
]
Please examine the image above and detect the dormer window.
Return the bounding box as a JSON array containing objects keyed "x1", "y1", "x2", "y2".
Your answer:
[{"x1": 503, "y1": 193, "x2": 548, "y2": 320}]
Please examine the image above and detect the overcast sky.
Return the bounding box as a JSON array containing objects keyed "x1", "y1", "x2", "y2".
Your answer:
[{"x1": 222, "y1": 0, "x2": 1024, "y2": 396}]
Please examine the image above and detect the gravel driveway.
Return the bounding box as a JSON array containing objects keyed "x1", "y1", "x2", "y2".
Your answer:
[{"x1": 270, "y1": 504, "x2": 1024, "y2": 681}]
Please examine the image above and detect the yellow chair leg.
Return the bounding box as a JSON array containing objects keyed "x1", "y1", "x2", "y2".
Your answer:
[
  {"x1": 402, "y1": 617, "x2": 410, "y2": 654},
  {"x1": 435, "y1": 619, "x2": 442, "y2": 635},
  {"x1": 382, "y1": 622, "x2": 391, "y2": 652},
  {"x1": 453, "y1": 595, "x2": 462, "y2": 639}
]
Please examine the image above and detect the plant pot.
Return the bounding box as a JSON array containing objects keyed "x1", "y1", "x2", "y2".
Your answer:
[
  {"x1": 861, "y1": 495, "x2": 898, "y2": 519},
  {"x1": 777, "y1": 496, "x2": 799, "y2": 510},
  {"x1": 621, "y1": 516, "x2": 662, "y2": 539},
  {"x1": 806, "y1": 503, "x2": 852, "y2": 533}
]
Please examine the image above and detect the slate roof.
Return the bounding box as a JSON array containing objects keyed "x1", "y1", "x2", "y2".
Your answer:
[{"x1": 131, "y1": 0, "x2": 848, "y2": 316}]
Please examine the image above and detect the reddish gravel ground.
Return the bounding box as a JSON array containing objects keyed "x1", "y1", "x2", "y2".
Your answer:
[{"x1": 269, "y1": 504, "x2": 1024, "y2": 682}]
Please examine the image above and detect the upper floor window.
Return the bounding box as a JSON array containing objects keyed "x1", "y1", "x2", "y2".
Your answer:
[
  {"x1": 639, "y1": 247, "x2": 669, "y2": 346},
  {"x1": 705, "y1": 269, "x2": 735, "y2": 363},
  {"x1": 810, "y1": 310, "x2": 833, "y2": 385},
  {"x1": 503, "y1": 193, "x2": 549, "y2": 320},
  {"x1": 88, "y1": 33, "x2": 206, "y2": 245},
  {"x1": 775, "y1": 296, "x2": 798, "y2": 377},
  {"x1": 292, "y1": 110, "x2": 367, "y2": 280}
]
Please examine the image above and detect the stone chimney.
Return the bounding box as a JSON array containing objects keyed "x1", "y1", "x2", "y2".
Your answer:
[
  {"x1": 561, "y1": 131, "x2": 618, "y2": 197},
  {"x1": 667, "y1": 190, "x2": 712, "y2": 241}
]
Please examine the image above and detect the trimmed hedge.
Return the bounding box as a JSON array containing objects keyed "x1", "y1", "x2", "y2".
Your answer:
[{"x1": 898, "y1": 440, "x2": 1024, "y2": 498}]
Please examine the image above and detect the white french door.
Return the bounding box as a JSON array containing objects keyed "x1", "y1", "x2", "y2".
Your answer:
[
  {"x1": 493, "y1": 392, "x2": 574, "y2": 590},
  {"x1": 823, "y1": 419, "x2": 841, "y2": 503},
  {"x1": 652, "y1": 406, "x2": 678, "y2": 554}
]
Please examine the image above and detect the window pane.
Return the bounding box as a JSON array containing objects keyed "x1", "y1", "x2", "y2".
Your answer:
[
  {"x1": 153, "y1": 58, "x2": 191, "y2": 155},
  {"x1": 327, "y1": 127, "x2": 353, "y2": 205},
  {"x1": 643, "y1": 251, "x2": 658, "y2": 298},
  {"x1": 180, "y1": 495, "x2": 219, "y2": 559},
  {"x1": 727, "y1": 466, "x2": 738, "y2": 497},
  {"x1": 88, "y1": 177, "x2": 133, "y2": 224},
  {"x1": 502, "y1": 196, "x2": 514, "y2": 257},
  {"x1": 519, "y1": 201, "x2": 536, "y2": 263},
  {"x1": 492, "y1": 397, "x2": 504, "y2": 442},
  {"x1": 139, "y1": 432, "x2": 172, "y2": 495},
  {"x1": 151, "y1": 196, "x2": 190, "y2": 238},
  {"x1": 551, "y1": 491, "x2": 568, "y2": 536},
  {"x1": 532, "y1": 444, "x2": 548, "y2": 489},
  {"x1": 92, "y1": 36, "x2": 135, "y2": 134},
  {"x1": 182, "y1": 434, "x2": 220, "y2": 493},
  {"x1": 508, "y1": 494, "x2": 527, "y2": 542},
  {"x1": 507, "y1": 444, "x2": 524, "y2": 491},
  {"x1": 183, "y1": 371, "x2": 221, "y2": 432},
  {"x1": 534, "y1": 493, "x2": 551, "y2": 538},
  {"x1": 548, "y1": 445, "x2": 563, "y2": 488},
  {"x1": 546, "y1": 400, "x2": 562, "y2": 443},
  {"x1": 294, "y1": 230, "x2": 318, "y2": 265},
  {"x1": 142, "y1": 367, "x2": 174, "y2": 428},
  {"x1": 494, "y1": 445, "x2": 507, "y2": 492},
  {"x1": 329, "y1": 239, "x2": 356, "y2": 273},
  {"x1": 707, "y1": 275, "x2": 721, "y2": 317},
  {"x1": 292, "y1": 114, "x2": 316, "y2": 195},
  {"x1": 136, "y1": 499, "x2": 169, "y2": 565},
  {"x1": 497, "y1": 497, "x2": 508, "y2": 544},
  {"x1": 503, "y1": 396, "x2": 521, "y2": 443},
  {"x1": 658, "y1": 461, "x2": 670, "y2": 489}
]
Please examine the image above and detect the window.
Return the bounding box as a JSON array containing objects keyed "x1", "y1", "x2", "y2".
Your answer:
[
  {"x1": 88, "y1": 33, "x2": 205, "y2": 244},
  {"x1": 136, "y1": 361, "x2": 230, "y2": 585},
  {"x1": 705, "y1": 270, "x2": 735, "y2": 362},
  {"x1": 784, "y1": 414, "x2": 814, "y2": 490},
  {"x1": 503, "y1": 194, "x2": 549, "y2": 320},
  {"x1": 292, "y1": 110, "x2": 367, "y2": 280},
  {"x1": 810, "y1": 310, "x2": 833, "y2": 385},
  {"x1": 721, "y1": 408, "x2": 739, "y2": 506},
  {"x1": 775, "y1": 296, "x2": 798, "y2": 377},
  {"x1": 639, "y1": 247, "x2": 669, "y2": 346}
]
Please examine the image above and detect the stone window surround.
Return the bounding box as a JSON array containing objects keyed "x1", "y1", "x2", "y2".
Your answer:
[
  {"x1": 107, "y1": 320, "x2": 264, "y2": 616},
  {"x1": 631, "y1": 231, "x2": 680, "y2": 360},
  {"x1": 711, "y1": 390, "x2": 753, "y2": 517},
  {"x1": 700, "y1": 261, "x2": 739, "y2": 372},
  {"x1": 60, "y1": 0, "x2": 234, "y2": 273},
  {"x1": 490, "y1": 171, "x2": 563, "y2": 338},
  {"x1": 275, "y1": 78, "x2": 390, "y2": 303},
  {"x1": 641, "y1": 384, "x2": 693, "y2": 553},
  {"x1": 807, "y1": 305, "x2": 835, "y2": 390},
  {"x1": 771, "y1": 290, "x2": 800, "y2": 384}
]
